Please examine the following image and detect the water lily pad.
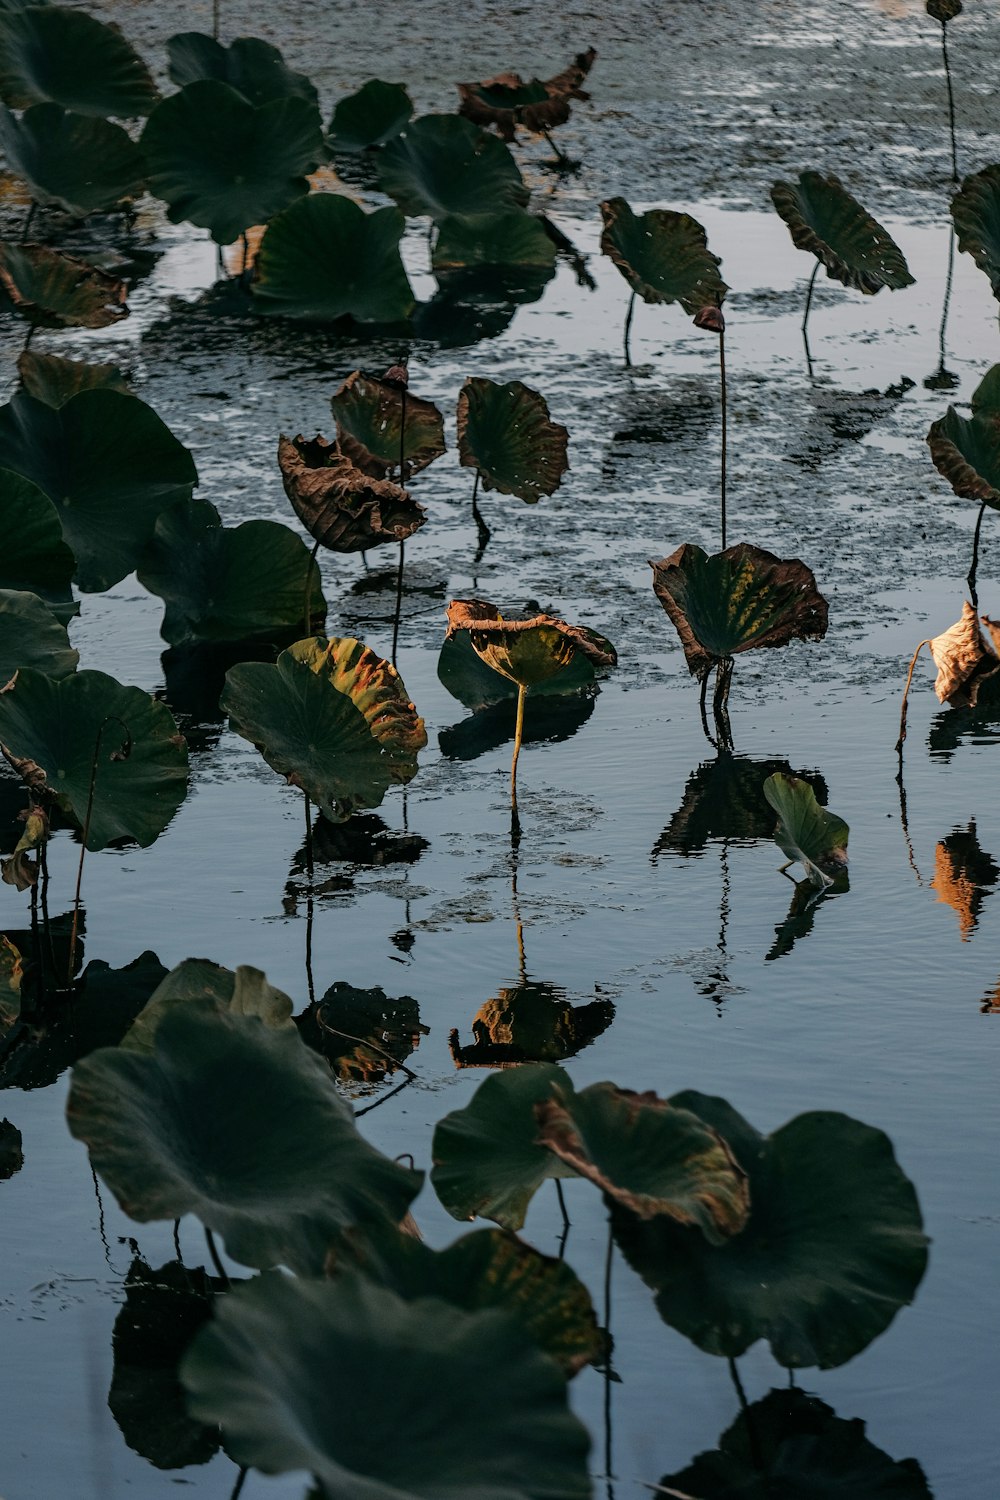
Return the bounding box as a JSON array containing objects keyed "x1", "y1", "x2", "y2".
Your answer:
[
  {"x1": 0, "y1": 242, "x2": 127, "y2": 328},
  {"x1": 612, "y1": 1092, "x2": 928, "y2": 1368},
  {"x1": 0, "y1": 4, "x2": 158, "y2": 116},
  {"x1": 457, "y1": 49, "x2": 596, "y2": 141},
  {"x1": 770, "y1": 171, "x2": 914, "y2": 294},
  {"x1": 433, "y1": 211, "x2": 556, "y2": 272},
  {"x1": 328, "y1": 78, "x2": 412, "y2": 152},
  {"x1": 763, "y1": 772, "x2": 849, "y2": 887},
  {"x1": 0, "y1": 469, "x2": 75, "y2": 619},
  {"x1": 18, "y1": 350, "x2": 129, "y2": 405},
  {"x1": 446, "y1": 599, "x2": 617, "y2": 691},
  {"x1": 181, "y1": 1269, "x2": 592, "y2": 1499},
  {"x1": 331, "y1": 370, "x2": 445, "y2": 480},
  {"x1": 137, "y1": 497, "x2": 325, "y2": 647},
  {"x1": 254, "y1": 195, "x2": 414, "y2": 324},
  {"x1": 600, "y1": 197, "x2": 728, "y2": 314},
  {"x1": 449, "y1": 983, "x2": 614, "y2": 1068},
  {"x1": 437, "y1": 628, "x2": 607, "y2": 712},
  {"x1": 0, "y1": 388, "x2": 197, "y2": 593},
  {"x1": 278, "y1": 433, "x2": 427, "y2": 553},
  {"x1": 221, "y1": 636, "x2": 426, "y2": 823},
  {"x1": 928, "y1": 362, "x2": 1000, "y2": 507},
  {"x1": 0, "y1": 668, "x2": 189, "y2": 850},
  {"x1": 378, "y1": 114, "x2": 529, "y2": 221},
  {"x1": 0, "y1": 103, "x2": 145, "y2": 215},
  {"x1": 141, "y1": 81, "x2": 325, "y2": 245},
  {"x1": 0, "y1": 588, "x2": 77, "y2": 686},
  {"x1": 123, "y1": 957, "x2": 295, "y2": 1054},
  {"x1": 67, "y1": 1002, "x2": 423, "y2": 1273},
  {"x1": 650, "y1": 543, "x2": 829, "y2": 677},
  {"x1": 457, "y1": 377, "x2": 568, "y2": 502},
  {"x1": 167, "y1": 32, "x2": 318, "y2": 108}
]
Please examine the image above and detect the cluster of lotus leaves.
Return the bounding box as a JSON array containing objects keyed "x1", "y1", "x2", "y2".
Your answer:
[
  {"x1": 600, "y1": 197, "x2": 728, "y2": 314},
  {"x1": 770, "y1": 171, "x2": 914, "y2": 294},
  {"x1": 166, "y1": 32, "x2": 318, "y2": 109},
  {"x1": 446, "y1": 599, "x2": 617, "y2": 692},
  {"x1": 254, "y1": 195, "x2": 414, "y2": 323},
  {"x1": 278, "y1": 433, "x2": 426, "y2": 553},
  {"x1": 378, "y1": 114, "x2": 529, "y2": 221},
  {"x1": 457, "y1": 377, "x2": 569, "y2": 502}
]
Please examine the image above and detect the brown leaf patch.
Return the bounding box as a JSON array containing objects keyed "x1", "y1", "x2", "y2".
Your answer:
[
  {"x1": 0, "y1": 243, "x2": 128, "y2": 329},
  {"x1": 278, "y1": 434, "x2": 426, "y2": 553},
  {"x1": 445, "y1": 598, "x2": 616, "y2": 668},
  {"x1": 928, "y1": 601, "x2": 999, "y2": 706},
  {"x1": 457, "y1": 48, "x2": 596, "y2": 141},
  {"x1": 932, "y1": 820, "x2": 998, "y2": 940}
]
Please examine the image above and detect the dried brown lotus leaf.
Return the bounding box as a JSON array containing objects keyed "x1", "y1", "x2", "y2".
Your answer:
[
  {"x1": 928, "y1": 601, "x2": 999, "y2": 706},
  {"x1": 457, "y1": 48, "x2": 596, "y2": 141},
  {"x1": 278, "y1": 434, "x2": 426, "y2": 553},
  {"x1": 445, "y1": 598, "x2": 616, "y2": 690}
]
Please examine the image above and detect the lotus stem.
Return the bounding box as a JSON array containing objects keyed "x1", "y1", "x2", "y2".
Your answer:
[
  {"x1": 303, "y1": 789, "x2": 314, "y2": 882},
  {"x1": 712, "y1": 658, "x2": 735, "y2": 752},
  {"x1": 212, "y1": 0, "x2": 220, "y2": 43},
  {"x1": 390, "y1": 388, "x2": 408, "y2": 665},
  {"x1": 511, "y1": 682, "x2": 526, "y2": 834},
  {"x1": 603, "y1": 1220, "x2": 615, "y2": 1487},
  {"x1": 719, "y1": 324, "x2": 728, "y2": 550},
  {"x1": 391, "y1": 540, "x2": 405, "y2": 666},
  {"x1": 896, "y1": 757, "x2": 926, "y2": 887},
  {"x1": 304, "y1": 538, "x2": 320, "y2": 634},
  {"x1": 940, "y1": 20, "x2": 959, "y2": 184},
  {"x1": 968, "y1": 500, "x2": 987, "y2": 611},
  {"x1": 240, "y1": 231, "x2": 249, "y2": 279},
  {"x1": 541, "y1": 126, "x2": 570, "y2": 169},
  {"x1": 205, "y1": 1225, "x2": 230, "y2": 1289},
  {"x1": 896, "y1": 639, "x2": 932, "y2": 756},
  {"x1": 936, "y1": 226, "x2": 957, "y2": 380},
  {"x1": 21, "y1": 201, "x2": 35, "y2": 243},
  {"x1": 173, "y1": 1219, "x2": 183, "y2": 1262},
  {"x1": 555, "y1": 1178, "x2": 570, "y2": 1231},
  {"x1": 68, "y1": 715, "x2": 132, "y2": 988},
  {"x1": 471, "y1": 469, "x2": 491, "y2": 560},
  {"x1": 698, "y1": 670, "x2": 717, "y2": 750},
  {"x1": 22, "y1": 323, "x2": 35, "y2": 354},
  {"x1": 727, "y1": 1357, "x2": 763, "y2": 1471},
  {"x1": 229, "y1": 1469, "x2": 248, "y2": 1500},
  {"x1": 623, "y1": 291, "x2": 636, "y2": 366},
  {"x1": 801, "y1": 261, "x2": 820, "y2": 372}
]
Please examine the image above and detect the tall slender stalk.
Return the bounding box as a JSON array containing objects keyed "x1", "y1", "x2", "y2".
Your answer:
[
  {"x1": 391, "y1": 387, "x2": 408, "y2": 665},
  {"x1": 712, "y1": 657, "x2": 735, "y2": 752},
  {"x1": 68, "y1": 716, "x2": 131, "y2": 986},
  {"x1": 303, "y1": 538, "x2": 320, "y2": 635},
  {"x1": 510, "y1": 682, "x2": 526, "y2": 835},
  {"x1": 940, "y1": 19, "x2": 959, "y2": 184},
  {"x1": 623, "y1": 291, "x2": 636, "y2": 366},
  {"x1": 603, "y1": 1220, "x2": 615, "y2": 1498},
  {"x1": 968, "y1": 500, "x2": 987, "y2": 611},
  {"x1": 727, "y1": 1356, "x2": 763, "y2": 1470},
  {"x1": 719, "y1": 324, "x2": 728, "y2": 550},
  {"x1": 801, "y1": 260, "x2": 820, "y2": 374},
  {"x1": 471, "y1": 469, "x2": 491, "y2": 560},
  {"x1": 212, "y1": 0, "x2": 220, "y2": 42}
]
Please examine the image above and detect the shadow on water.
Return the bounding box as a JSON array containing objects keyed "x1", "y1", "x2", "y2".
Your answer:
[
  {"x1": 652, "y1": 755, "x2": 828, "y2": 859},
  {"x1": 766, "y1": 868, "x2": 849, "y2": 963},
  {"x1": 448, "y1": 979, "x2": 614, "y2": 1068},
  {"x1": 296, "y1": 979, "x2": 427, "y2": 1084},
  {"x1": 784, "y1": 377, "x2": 914, "y2": 473},
  {"x1": 440, "y1": 691, "x2": 596, "y2": 761}
]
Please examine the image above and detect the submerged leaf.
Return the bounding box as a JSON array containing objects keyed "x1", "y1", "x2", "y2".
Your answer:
[
  {"x1": 0, "y1": 103, "x2": 145, "y2": 215},
  {"x1": 446, "y1": 598, "x2": 616, "y2": 690},
  {"x1": 600, "y1": 197, "x2": 728, "y2": 314},
  {"x1": 378, "y1": 113, "x2": 529, "y2": 221},
  {"x1": 457, "y1": 377, "x2": 568, "y2": 502},
  {"x1": 0, "y1": 4, "x2": 158, "y2": 116},
  {"x1": 331, "y1": 369, "x2": 445, "y2": 480},
  {"x1": 763, "y1": 772, "x2": 849, "y2": 887},
  {"x1": 254, "y1": 195, "x2": 414, "y2": 324},
  {"x1": 328, "y1": 78, "x2": 412, "y2": 151},
  {"x1": 927, "y1": 362, "x2": 1000, "y2": 507},
  {"x1": 457, "y1": 48, "x2": 596, "y2": 141},
  {"x1": 0, "y1": 242, "x2": 127, "y2": 328},
  {"x1": 928, "y1": 601, "x2": 999, "y2": 706},
  {"x1": 123, "y1": 957, "x2": 295, "y2": 1054},
  {"x1": 167, "y1": 32, "x2": 318, "y2": 108},
  {"x1": 278, "y1": 433, "x2": 426, "y2": 552},
  {"x1": 931, "y1": 820, "x2": 999, "y2": 940},
  {"x1": 770, "y1": 171, "x2": 914, "y2": 294}
]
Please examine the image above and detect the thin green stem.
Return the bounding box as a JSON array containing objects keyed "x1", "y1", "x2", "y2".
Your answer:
[
  {"x1": 68, "y1": 715, "x2": 131, "y2": 987},
  {"x1": 719, "y1": 325, "x2": 728, "y2": 550},
  {"x1": 511, "y1": 682, "x2": 526, "y2": 834},
  {"x1": 941, "y1": 20, "x2": 959, "y2": 184},
  {"x1": 623, "y1": 291, "x2": 636, "y2": 367}
]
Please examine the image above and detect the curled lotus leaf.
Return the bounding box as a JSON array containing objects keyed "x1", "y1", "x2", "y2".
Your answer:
[
  {"x1": 0, "y1": 470, "x2": 75, "y2": 620},
  {"x1": 927, "y1": 363, "x2": 1000, "y2": 508},
  {"x1": 167, "y1": 32, "x2": 318, "y2": 109},
  {"x1": 0, "y1": 103, "x2": 145, "y2": 215},
  {"x1": 328, "y1": 78, "x2": 412, "y2": 152},
  {"x1": 449, "y1": 982, "x2": 614, "y2": 1068},
  {"x1": 535, "y1": 1082, "x2": 749, "y2": 1241},
  {"x1": 1, "y1": 805, "x2": 47, "y2": 892},
  {"x1": 433, "y1": 210, "x2": 556, "y2": 273},
  {"x1": 932, "y1": 819, "x2": 998, "y2": 941},
  {"x1": 0, "y1": 4, "x2": 158, "y2": 116},
  {"x1": 141, "y1": 81, "x2": 325, "y2": 245},
  {"x1": 0, "y1": 242, "x2": 127, "y2": 329},
  {"x1": 457, "y1": 377, "x2": 569, "y2": 502},
  {"x1": 221, "y1": 637, "x2": 426, "y2": 823},
  {"x1": 770, "y1": 171, "x2": 915, "y2": 294},
  {"x1": 599, "y1": 197, "x2": 728, "y2": 314},
  {"x1": 763, "y1": 772, "x2": 849, "y2": 888},
  {"x1": 67, "y1": 1002, "x2": 423, "y2": 1274},
  {"x1": 18, "y1": 351, "x2": 129, "y2": 406},
  {"x1": 611, "y1": 1092, "x2": 929, "y2": 1369},
  {"x1": 650, "y1": 543, "x2": 829, "y2": 678},
  {"x1": 438, "y1": 628, "x2": 609, "y2": 712},
  {"x1": 331, "y1": 370, "x2": 445, "y2": 481},
  {"x1": 0, "y1": 587, "x2": 78, "y2": 687},
  {"x1": 253, "y1": 195, "x2": 414, "y2": 324},
  {"x1": 123, "y1": 957, "x2": 295, "y2": 1055},
  {"x1": 180, "y1": 1269, "x2": 592, "y2": 1500},
  {"x1": 278, "y1": 433, "x2": 426, "y2": 552},
  {"x1": 927, "y1": 1, "x2": 962, "y2": 21},
  {"x1": 445, "y1": 598, "x2": 617, "y2": 690},
  {"x1": 378, "y1": 113, "x2": 529, "y2": 221},
  {"x1": 457, "y1": 48, "x2": 596, "y2": 141},
  {"x1": 928, "y1": 602, "x2": 999, "y2": 706}
]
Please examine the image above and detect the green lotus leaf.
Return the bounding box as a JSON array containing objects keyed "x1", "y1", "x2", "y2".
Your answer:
[
  {"x1": 763, "y1": 772, "x2": 849, "y2": 887},
  {"x1": 536, "y1": 1082, "x2": 749, "y2": 1240},
  {"x1": 18, "y1": 350, "x2": 129, "y2": 406},
  {"x1": 0, "y1": 587, "x2": 77, "y2": 685},
  {"x1": 167, "y1": 32, "x2": 318, "y2": 108},
  {"x1": 330, "y1": 1222, "x2": 602, "y2": 1376},
  {"x1": 0, "y1": 668, "x2": 189, "y2": 851},
  {"x1": 448, "y1": 982, "x2": 614, "y2": 1068},
  {"x1": 277, "y1": 433, "x2": 427, "y2": 552},
  {"x1": 600, "y1": 197, "x2": 728, "y2": 314},
  {"x1": 660, "y1": 1387, "x2": 933, "y2": 1500},
  {"x1": 300, "y1": 980, "x2": 424, "y2": 1083},
  {"x1": 770, "y1": 171, "x2": 914, "y2": 294},
  {"x1": 437, "y1": 628, "x2": 609, "y2": 712},
  {"x1": 612, "y1": 1092, "x2": 929, "y2": 1369},
  {"x1": 457, "y1": 50, "x2": 596, "y2": 141},
  {"x1": 431, "y1": 1062, "x2": 576, "y2": 1230},
  {"x1": 0, "y1": 242, "x2": 127, "y2": 329},
  {"x1": 0, "y1": 103, "x2": 145, "y2": 215},
  {"x1": 253, "y1": 195, "x2": 414, "y2": 324},
  {"x1": 0, "y1": 469, "x2": 75, "y2": 619},
  {"x1": 67, "y1": 1002, "x2": 423, "y2": 1273},
  {"x1": 0, "y1": 1114, "x2": 22, "y2": 1177},
  {"x1": 330, "y1": 369, "x2": 445, "y2": 481},
  {"x1": 446, "y1": 598, "x2": 617, "y2": 691},
  {"x1": 650, "y1": 543, "x2": 829, "y2": 678},
  {"x1": 141, "y1": 81, "x2": 325, "y2": 245},
  {"x1": 221, "y1": 636, "x2": 426, "y2": 823},
  {"x1": 927, "y1": 0, "x2": 962, "y2": 20},
  {"x1": 109, "y1": 1258, "x2": 221, "y2": 1470},
  {"x1": 457, "y1": 377, "x2": 568, "y2": 502},
  {"x1": 181, "y1": 1269, "x2": 591, "y2": 1499},
  {"x1": 328, "y1": 78, "x2": 412, "y2": 152},
  {"x1": 433, "y1": 211, "x2": 556, "y2": 273},
  {"x1": 378, "y1": 114, "x2": 529, "y2": 221},
  {"x1": 0, "y1": 4, "x2": 158, "y2": 116},
  {"x1": 0, "y1": 389, "x2": 197, "y2": 593},
  {"x1": 122, "y1": 957, "x2": 295, "y2": 1055},
  {"x1": 927, "y1": 364, "x2": 1000, "y2": 509},
  {"x1": 137, "y1": 497, "x2": 325, "y2": 648},
  {"x1": 653, "y1": 757, "x2": 829, "y2": 857}
]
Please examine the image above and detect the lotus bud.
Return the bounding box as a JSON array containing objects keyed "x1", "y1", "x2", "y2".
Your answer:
[{"x1": 693, "y1": 304, "x2": 725, "y2": 333}]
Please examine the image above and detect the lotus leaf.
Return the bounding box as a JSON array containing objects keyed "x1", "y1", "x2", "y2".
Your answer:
[
  {"x1": 927, "y1": 602, "x2": 999, "y2": 706},
  {"x1": 278, "y1": 433, "x2": 427, "y2": 553},
  {"x1": 0, "y1": 242, "x2": 127, "y2": 328},
  {"x1": 438, "y1": 628, "x2": 608, "y2": 712},
  {"x1": 0, "y1": 588, "x2": 77, "y2": 686},
  {"x1": 660, "y1": 1387, "x2": 932, "y2": 1500},
  {"x1": 141, "y1": 81, "x2": 325, "y2": 245},
  {"x1": 137, "y1": 497, "x2": 324, "y2": 648},
  {"x1": 378, "y1": 114, "x2": 529, "y2": 221},
  {"x1": 446, "y1": 599, "x2": 617, "y2": 690},
  {"x1": 928, "y1": 362, "x2": 1000, "y2": 508},
  {"x1": 770, "y1": 171, "x2": 914, "y2": 294},
  {"x1": 457, "y1": 377, "x2": 568, "y2": 502},
  {"x1": 650, "y1": 543, "x2": 829, "y2": 677},
  {"x1": 457, "y1": 49, "x2": 596, "y2": 141},
  {"x1": 18, "y1": 350, "x2": 129, "y2": 406},
  {"x1": 928, "y1": 0, "x2": 962, "y2": 15},
  {"x1": 181, "y1": 1269, "x2": 591, "y2": 1499},
  {"x1": 931, "y1": 819, "x2": 998, "y2": 939},
  {"x1": 167, "y1": 32, "x2": 318, "y2": 109},
  {"x1": 612, "y1": 1092, "x2": 928, "y2": 1368},
  {"x1": 0, "y1": 103, "x2": 145, "y2": 215},
  {"x1": 301, "y1": 980, "x2": 424, "y2": 1082},
  {"x1": 0, "y1": 669, "x2": 188, "y2": 851},
  {"x1": 328, "y1": 78, "x2": 412, "y2": 152},
  {"x1": 1, "y1": 803, "x2": 46, "y2": 890},
  {"x1": 254, "y1": 195, "x2": 414, "y2": 324},
  {"x1": 67, "y1": 1003, "x2": 423, "y2": 1273},
  {"x1": 123, "y1": 957, "x2": 295, "y2": 1054},
  {"x1": 0, "y1": 470, "x2": 74, "y2": 620},
  {"x1": 330, "y1": 1222, "x2": 601, "y2": 1375},
  {"x1": 431, "y1": 1062, "x2": 576, "y2": 1230},
  {"x1": 763, "y1": 772, "x2": 849, "y2": 887},
  {"x1": 449, "y1": 982, "x2": 614, "y2": 1067},
  {"x1": 221, "y1": 637, "x2": 426, "y2": 823},
  {"x1": 600, "y1": 197, "x2": 728, "y2": 314},
  {"x1": 0, "y1": 5, "x2": 157, "y2": 116},
  {"x1": 331, "y1": 370, "x2": 445, "y2": 480},
  {"x1": 433, "y1": 211, "x2": 557, "y2": 272},
  {"x1": 0, "y1": 389, "x2": 197, "y2": 593},
  {"x1": 654, "y1": 757, "x2": 829, "y2": 857}
]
